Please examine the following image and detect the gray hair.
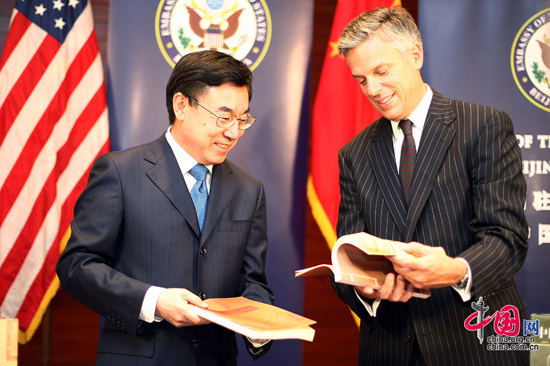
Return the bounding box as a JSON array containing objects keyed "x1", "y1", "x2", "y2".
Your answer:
[{"x1": 339, "y1": 7, "x2": 422, "y2": 58}]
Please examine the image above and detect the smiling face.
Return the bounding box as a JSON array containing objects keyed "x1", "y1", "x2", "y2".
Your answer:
[
  {"x1": 346, "y1": 34, "x2": 426, "y2": 121},
  {"x1": 170, "y1": 84, "x2": 249, "y2": 165}
]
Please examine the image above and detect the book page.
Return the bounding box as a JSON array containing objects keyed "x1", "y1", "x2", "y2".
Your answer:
[
  {"x1": 330, "y1": 232, "x2": 400, "y2": 287},
  {"x1": 295, "y1": 232, "x2": 431, "y2": 299},
  {"x1": 191, "y1": 297, "x2": 316, "y2": 341},
  {"x1": 333, "y1": 234, "x2": 431, "y2": 298},
  {"x1": 294, "y1": 264, "x2": 335, "y2": 278},
  {"x1": 333, "y1": 232, "x2": 399, "y2": 258},
  {"x1": 334, "y1": 244, "x2": 394, "y2": 287}
]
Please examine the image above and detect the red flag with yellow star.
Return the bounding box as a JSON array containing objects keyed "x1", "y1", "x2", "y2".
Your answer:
[{"x1": 309, "y1": 0, "x2": 401, "y2": 248}]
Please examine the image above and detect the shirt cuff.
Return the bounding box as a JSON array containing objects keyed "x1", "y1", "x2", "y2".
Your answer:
[
  {"x1": 139, "y1": 286, "x2": 165, "y2": 323},
  {"x1": 354, "y1": 288, "x2": 381, "y2": 317},
  {"x1": 451, "y1": 257, "x2": 473, "y2": 302}
]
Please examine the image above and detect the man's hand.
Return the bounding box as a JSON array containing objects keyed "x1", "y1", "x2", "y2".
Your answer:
[
  {"x1": 155, "y1": 288, "x2": 211, "y2": 327},
  {"x1": 387, "y1": 242, "x2": 467, "y2": 289},
  {"x1": 355, "y1": 272, "x2": 415, "y2": 303}
]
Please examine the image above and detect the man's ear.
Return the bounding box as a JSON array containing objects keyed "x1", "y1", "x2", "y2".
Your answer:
[
  {"x1": 409, "y1": 42, "x2": 424, "y2": 70},
  {"x1": 173, "y1": 92, "x2": 187, "y2": 120}
]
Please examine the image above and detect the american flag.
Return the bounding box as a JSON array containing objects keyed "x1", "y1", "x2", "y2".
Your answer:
[{"x1": 0, "y1": 0, "x2": 109, "y2": 343}]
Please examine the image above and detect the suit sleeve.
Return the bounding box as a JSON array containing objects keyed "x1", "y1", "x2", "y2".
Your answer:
[
  {"x1": 236, "y1": 181, "x2": 274, "y2": 305},
  {"x1": 235, "y1": 179, "x2": 274, "y2": 359},
  {"x1": 459, "y1": 109, "x2": 528, "y2": 297},
  {"x1": 56, "y1": 154, "x2": 150, "y2": 335},
  {"x1": 330, "y1": 147, "x2": 374, "y2": 320}
]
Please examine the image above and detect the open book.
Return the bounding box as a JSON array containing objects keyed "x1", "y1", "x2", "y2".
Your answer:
[
  {"x1": 191, "y1": 297, "x2": 316, "y2": 342},
  {"x1": 295, "y1": 232, "x2": 431, "y2": 299}
]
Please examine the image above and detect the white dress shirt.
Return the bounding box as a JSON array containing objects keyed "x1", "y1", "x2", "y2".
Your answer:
[{"x1": 139, "y1": 127, "x2": 212, "y2": 323}]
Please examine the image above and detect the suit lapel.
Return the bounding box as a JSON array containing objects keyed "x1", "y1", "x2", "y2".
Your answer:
[
  {"x1": 144, "y1": 135, "x2": 202, "y2": 237},
  {"x1": 406, "y1": 91, "x2": 456, "y2": 241},
  {"x1": 200, "y1": 161, "x2": 236, "y2": 244},
  {"x1": 370, "y1": 119, "x2": 407, "y2": 237}
]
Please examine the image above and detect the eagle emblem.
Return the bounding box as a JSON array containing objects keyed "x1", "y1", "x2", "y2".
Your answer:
[
  {"x1": 187, "y1": 5, "x2": 243, "y2": 50},
  {"x1": 155, "y1": 0, "x2": 272, "y2": 70},
  {"x1": 534, "y1": 37, "x2": 550, "y2": 89}
]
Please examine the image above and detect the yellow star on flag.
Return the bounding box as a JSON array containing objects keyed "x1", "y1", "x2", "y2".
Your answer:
[{"x1": 329, "y1": 38, "x2": 341, "y2": 58}]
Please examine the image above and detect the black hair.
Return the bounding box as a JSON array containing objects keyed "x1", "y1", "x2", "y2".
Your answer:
[{"x1": 165, "y1": 50, "x2": 253, "y2": 125}]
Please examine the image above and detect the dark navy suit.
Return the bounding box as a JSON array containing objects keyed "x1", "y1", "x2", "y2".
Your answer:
[{"x1": 57, "y1": 134, "x2": 273, "y2": 365}]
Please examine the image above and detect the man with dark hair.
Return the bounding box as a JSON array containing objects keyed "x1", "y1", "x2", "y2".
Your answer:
[
  {"x1": 332, "y1": 7, "x2": 528, "y2": 366},
  {"x1": 57, "y1": 50, "x2": 274, "y2": 365}
]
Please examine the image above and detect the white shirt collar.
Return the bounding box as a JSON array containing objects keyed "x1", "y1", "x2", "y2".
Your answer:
[
  {"x1": 391, "y1": 84, "x2": 433, "y2": 138},
  {"x1": 165, "y1": 127, "x2": 213, "y2": 175}
]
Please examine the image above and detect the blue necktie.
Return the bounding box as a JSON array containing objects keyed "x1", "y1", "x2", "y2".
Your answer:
[{"x1": 189, "y1": 164, "x2": 209, "y2": 231}]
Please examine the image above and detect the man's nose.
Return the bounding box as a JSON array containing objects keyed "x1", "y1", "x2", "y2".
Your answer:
[
  {"x1": 223, "y1": 121, "x2": 241, "y2": 140},
  {"x1": 366, "y1": 77, "x2": 382, "y2": 97}
]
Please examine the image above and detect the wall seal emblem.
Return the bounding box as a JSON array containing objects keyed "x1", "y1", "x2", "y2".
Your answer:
[
  {"x1": 511, "y1": 8, "x2": 550, "y2": 112},
  {"x1": 155, "y1": 0, "x2": 271, "y2": 70}
]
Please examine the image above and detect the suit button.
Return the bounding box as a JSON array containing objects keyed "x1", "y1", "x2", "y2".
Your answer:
[
  {"x1": 404, "y1": 334, "x2": 413, "y2": 343},
  {"x1": 116, "y1": 321, "x2": 121, "y2": 327},
  {"x1": 192, "y1": 339, "x2": 199, "y2": 348},
  {"x1": 200, "y1": 248, "x2": 207, "y2": 255},
  {"x1": 199, "y1": 292, "x2": 206, "y2": 300}
]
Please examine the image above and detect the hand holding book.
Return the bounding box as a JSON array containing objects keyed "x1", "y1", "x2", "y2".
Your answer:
[
  {"x1": 387, "y1": 241, "x2": 469, "y2": 290},
  {"x1": 295, "y1": 232, "x2": 431, "y2": 299},
  {"x1": 354, "y1": 272, "x2": 417, "y2": 303},
  {"x1": 190, "y1": 297, "x2": 316, "y2": 342}
]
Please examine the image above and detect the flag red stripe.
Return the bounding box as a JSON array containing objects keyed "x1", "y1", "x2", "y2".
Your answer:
[
  {"x1": 0, "y1": 35, "x2": 61, "y2": 147},
  {"x1": 17, "y1": 140, "x2": 110, "y2": 330},
  {"x1": 57, "y1": 87, "x2": 108, "y2": 173},
  {"x1": 0, "y1": 33, "x2": 99, "y2": 226},
  {"x1": 0, "y1": 12, "x2": 31, "y2": 72},
  {"x1": 0, "y1": 86, "x2": 107, "y2": 307}
]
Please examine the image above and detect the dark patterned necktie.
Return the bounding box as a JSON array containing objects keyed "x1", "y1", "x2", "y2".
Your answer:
[
  {"x1": 399, "y1": 119, "x2": 416, "y2": 206},
  {"x1": 189, "y1": 164, "x2": 209, "y2": 231}
]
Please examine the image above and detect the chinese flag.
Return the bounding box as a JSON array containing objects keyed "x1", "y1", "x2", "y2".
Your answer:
[{"x1": 309, "y1": 0, "x2": 401, "y2": 249}]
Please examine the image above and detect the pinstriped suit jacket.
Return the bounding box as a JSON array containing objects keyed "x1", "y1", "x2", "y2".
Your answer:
[
  {"x1": 333, "y1": 91, "x2": 529, "y2": 366},
  {"x1": 56, "y1": 134, "x2": 274, "y2": 366}
]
